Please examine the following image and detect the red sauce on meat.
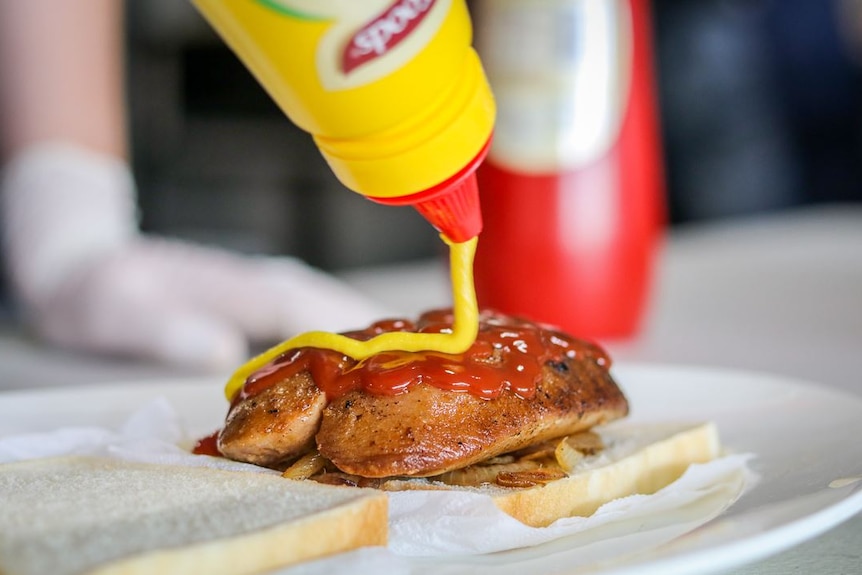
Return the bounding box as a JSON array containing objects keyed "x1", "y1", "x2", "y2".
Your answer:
[
  {"x1": 191, "y1": 431, "x2": 222, "y2": 456},
  {"x1": 233, "y1": 309, "x2": 609, "y2": 405}
]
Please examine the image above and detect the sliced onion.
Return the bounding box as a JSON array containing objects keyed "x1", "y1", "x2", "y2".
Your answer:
[{"x1": 281, "y1": 450, "x2": 326, "y2": 480}]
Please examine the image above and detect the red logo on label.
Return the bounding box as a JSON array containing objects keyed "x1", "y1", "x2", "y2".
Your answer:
[{"x1": 342, "y1": 0, "x2": 437, "y2": 74}]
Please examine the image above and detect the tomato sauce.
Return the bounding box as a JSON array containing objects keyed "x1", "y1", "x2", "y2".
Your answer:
[
  {"x1": 191, "y1": 431, "x2": 222, "y2": 456},
  {"x1": 233, "y1": 309, "x2": 609, "y2": 405}
]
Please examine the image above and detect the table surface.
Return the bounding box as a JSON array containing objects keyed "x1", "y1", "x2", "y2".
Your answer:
[{"x1": 1, "y1": 204, "x2": 860, "y2": 573}]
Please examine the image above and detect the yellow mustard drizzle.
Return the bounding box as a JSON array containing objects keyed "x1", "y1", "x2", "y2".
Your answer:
[{"x1": 223, "y1": 236, "x2": 480, "y2": 400}]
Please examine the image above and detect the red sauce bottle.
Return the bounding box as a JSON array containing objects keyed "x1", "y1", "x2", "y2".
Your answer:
[{"x1": 472, "y1": 0, "x2": 664, "y2": 339}]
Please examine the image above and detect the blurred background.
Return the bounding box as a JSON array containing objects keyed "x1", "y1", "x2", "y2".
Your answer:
[
  {"x1": 2, "y1": 0, "x2": 861, "y2": 308},
  {"x1": 120, "y1": 0, "x2": 861, "y2": 267}
]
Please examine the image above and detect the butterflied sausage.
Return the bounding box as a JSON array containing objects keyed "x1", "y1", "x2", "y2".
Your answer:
[{"x1": 316, "y1": 357, "x2": 627, "y2": 477}]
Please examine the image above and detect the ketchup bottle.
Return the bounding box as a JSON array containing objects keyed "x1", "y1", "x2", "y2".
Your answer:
[{"x1": 472, "y1": 0, "x2": 664, "y2": 339}]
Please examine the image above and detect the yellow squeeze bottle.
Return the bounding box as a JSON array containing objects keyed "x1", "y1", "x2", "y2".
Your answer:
[
  {"x1": 192, "y1": 0, "x2": 495, "y2": 241},
  {"x1": 191, "y1": 0, "x2": 496, "y2": 398}
]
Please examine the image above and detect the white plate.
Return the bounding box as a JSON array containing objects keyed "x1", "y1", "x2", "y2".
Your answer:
[{"x1": 1, "y1": 363, "x2": 861, "y2": 575}]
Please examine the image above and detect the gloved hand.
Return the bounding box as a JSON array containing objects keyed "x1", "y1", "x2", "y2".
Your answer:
[{"x1": 1, "y1": 143, "x2": 392, "y2": 371}]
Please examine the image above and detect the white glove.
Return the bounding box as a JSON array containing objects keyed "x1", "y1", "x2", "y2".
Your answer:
[{"x1": 1, "y1": 143, "x2": 392, "y2": 371}]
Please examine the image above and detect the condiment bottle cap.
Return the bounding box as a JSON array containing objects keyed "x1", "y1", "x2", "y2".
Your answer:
[{"x1": 368, "y1": 136, "x2": 490, "y2": 242}]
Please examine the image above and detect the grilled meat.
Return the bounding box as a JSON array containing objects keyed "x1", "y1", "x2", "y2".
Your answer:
[
  {"x1": 216, "y1": 310, "x2": 628, "y2": 477},
  {"x1": 317, "y1": 358, "x2": 626, "y2": 477},
  {"x1": 218, "y1": 372, "x2": 325, "y2": 467}
]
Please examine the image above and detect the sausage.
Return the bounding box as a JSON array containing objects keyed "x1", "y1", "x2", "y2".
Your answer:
[
  {"x1": 216, "y1": 310, "x2": 628, "y2": 477},
  {"x1": 316, "y1": 357, "x2": 627, "y2": 477}
]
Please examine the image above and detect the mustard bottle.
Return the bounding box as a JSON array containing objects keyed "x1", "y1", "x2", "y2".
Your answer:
[
  {"x1": 192, "y1": 0, "x2": 495, "y2": 243},
  {"x1": 191, "y1": 0, "x2": 496, "y2": 399}
]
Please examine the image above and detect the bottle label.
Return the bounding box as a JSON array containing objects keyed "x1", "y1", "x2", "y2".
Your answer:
[
  {"x1": 475, "y1": 0, "x2": 633, "y2": 173},
  {"x1": 257, "y1": 0, "x2": 451, "y2": 90}
]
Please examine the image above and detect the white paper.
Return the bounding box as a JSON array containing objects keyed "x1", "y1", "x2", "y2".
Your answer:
[
  {"x1": 0, "y1": 397, "x2": 276, "y2": 474},
  {"x1": 0, "y1": 398, "x2": 755, "y2": 574}
]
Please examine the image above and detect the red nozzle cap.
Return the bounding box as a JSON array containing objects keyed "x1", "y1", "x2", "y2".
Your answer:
[
  {"x1": 412, "y1": 172, "x2": 481, "y2": 242},
  {"x1": 367, "y1": 136, "x2": 491, "y2": 243}
]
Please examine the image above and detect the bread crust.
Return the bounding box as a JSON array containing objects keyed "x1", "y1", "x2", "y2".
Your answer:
[
  {"x1": 89, "y1": 494, "x2": 387, "y2": 575},
  {"x1": 0, "y1": 457, "x2": 388, "y2": 575},
  {"x1": 490, "y1": 422, "x2": 721, "y2": 526},
  {"x1": 383, "y1": 422, "x2": 722, "y2": 527}
]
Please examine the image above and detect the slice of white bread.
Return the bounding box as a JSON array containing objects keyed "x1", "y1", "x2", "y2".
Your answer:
[
  {"x1": 494, "y1": 422, "x2": 721, "y2": 526},
  {"x1": 386, "y1": 422, "x2": 721, "y2": 527},
  {"x1": 0, "y1": 422, "x2": 719, "y2": 575},
  {"x1": 0, "y1": 457, "x2": 387, "y2": 575}
]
